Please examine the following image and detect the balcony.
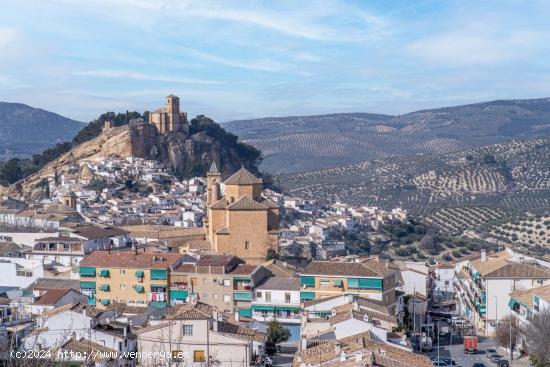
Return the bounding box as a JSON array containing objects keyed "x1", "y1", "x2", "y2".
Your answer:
[{"x1": 251, "y1": 305, "x2": 301, "y2": 324}]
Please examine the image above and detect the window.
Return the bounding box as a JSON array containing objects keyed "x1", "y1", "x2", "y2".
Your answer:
[
  {"x1": 203, "y1": 278, "x2": 208, "y2": 283},
  {"x1": 120, "y1": 284, "x2": 126, "y2": 290},
  {"x1": 120, "y1": 269, "x2": 126, "y2": 275},
  {"x1": 285, "y1": 293, "x2": 291, "y2": 303},
  {"x1": 194, "y1": 350, "x2": 206, "y2": 362},
  {"x1": 266, "y1": 292, "x2": 271, "y2": 302},
  {"x1": 182, "y1": 325, "x2": 193, "y2": 336},
  {"x1": 320, "y1": 279, "x2": 330, "y2": 287},
  {"x1": 245, "y1": 241, "x2": 250, "y2": 250},
  {"x1": 213, "y1": 293, "x2": 218, "y2": 300},
  {"x1": 223, "y1": 279, "x2": 231, "y2": 286},
  {"x1": 256, "y1": 291, "x2": 262, "y2": 298},
  {"x1": 224, "y1": 294, "x2": 231, "y2": 303},
  {"x1": 203, "y1": 293, "x2": 208, "y2": 299}
]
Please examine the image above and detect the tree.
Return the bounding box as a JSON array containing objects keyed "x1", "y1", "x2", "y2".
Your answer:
[
  {"x1": 266, "y1": 320, "x2": 291, "y2": 345},
  {"x1": 495, "y1": 315, "x2": 519, "y2": 357},
  {"x1": 523, "y1": 309, "x2": 550, "y2": 367},
  {"x1": 266, "y1": 248, "x2": 278, "y2": 261}
]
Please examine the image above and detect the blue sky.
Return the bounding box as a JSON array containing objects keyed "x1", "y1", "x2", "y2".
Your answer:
[{"x1": 1, "y1": 0, "x2": 549, "y2": 122}]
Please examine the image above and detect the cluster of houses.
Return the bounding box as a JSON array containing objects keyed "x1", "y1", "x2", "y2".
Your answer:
[{"x1": 277, "y1": 195, "x2": 407, "y2": 259}]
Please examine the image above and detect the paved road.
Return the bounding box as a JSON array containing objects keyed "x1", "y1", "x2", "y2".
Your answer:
[{"x1": 424, "y1": 336, "x2": 530, "y2": 367}]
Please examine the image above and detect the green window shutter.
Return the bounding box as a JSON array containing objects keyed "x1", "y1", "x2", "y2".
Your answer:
[
  {"x1": 170, "y1": 290, "x2": 188, "y2": 300},
  {"x1": 99, "y1": 269, "x2": 110, "y2": 277},
  {"x1": 347, "y1": 278, "x2": 359, "y2": 289},
  {"x1": 100, "y1": 299, "x2": 110, "y2": 306},
  {"x1": 80, "y1": 281, "x2": 96, "y2": 289},
  {"x1": 239, "y1": 308, "x2": 252, "y2": 317},
  {"x1": 358, "y1": 278, "x2": 383, "y2": 290},
  {"x1": 133, "y1": 285, "x2": 145, "y2": 293},
  {"x1": 79, "y1": 267, "x2": 96, "y2": 277},
  {"x1": 301, "y1": 276, "x2": 315, "y2": 288},
  {"x1": 300, "y1": 291, "x2": 315, "y2": 301},
  {"x1": 508, "y1": 298, "x2": 518, "y2": 309},
  {"x1": 150, "y1": 269, "x2": 167, "y2": 280},
  {"x1": 87, "y1": 297, "x2": 96, "y2": 305},
  {"x1": 334, "y1": 280, "x2": 343, "y2": 287},
  {"x1": 135, "y1": 271, "x2": 144, "y2": 278},
  {"x1": 234, "y1": 292, "x2": 253, "y2": 301},
  {"x1": 534, "y1": 295, "x2": 540, "y2": 305}
]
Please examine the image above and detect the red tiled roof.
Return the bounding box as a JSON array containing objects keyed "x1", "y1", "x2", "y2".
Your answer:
[
  {"x1": 80, "y1": 251, "x2": 182, "y2": 269},
  {"x1": 34, "y1": 288, "x2": 72, "y2": 305}
]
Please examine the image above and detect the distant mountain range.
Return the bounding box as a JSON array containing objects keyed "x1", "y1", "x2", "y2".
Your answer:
[
  {"x1": 0, "y1": 102, "x2": 84, "y2": 160},
  {"x1": 224, "y1": 98, "x2": 550, "y2": 173}
]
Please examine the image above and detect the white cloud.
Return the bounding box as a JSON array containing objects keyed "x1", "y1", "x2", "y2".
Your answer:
[
  {"x1": 179, "y1": 47, "x2": 287, "y2": 72},
  {"x1": 0, "y1": 27, "x2": 17, "y2": 49},
  {"x1": 72, "y1": 69, "x2": 223, "y2": 85},
  {"x1": 407, "y1": 28, "x2": 542, "y2": 66}
]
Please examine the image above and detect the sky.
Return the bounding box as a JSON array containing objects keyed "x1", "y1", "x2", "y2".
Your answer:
[{"x1": 1, "y1": 0, "x2": 550, "y2": 122}]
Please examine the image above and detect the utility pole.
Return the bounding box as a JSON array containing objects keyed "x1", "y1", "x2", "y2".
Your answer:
[
  {"x1": 509, "y1": 308, "x2": 513, "y2": 362},
  {"x1": 437, "y1": 321, "x2": 440, "y2": 362}
]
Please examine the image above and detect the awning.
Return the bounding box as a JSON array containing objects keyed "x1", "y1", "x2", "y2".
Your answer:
[
  {"x1": 300, "y1": 276, "x2": 315, "y2": 287},
  {"x1": 135, "y1": 271, "x2": 144, "y2": 278},
  {"x1": 79, "y1": 267, "x2": 96, "y2": 277},
  {"x1": 358, "y1": 278, "x2": 383, "y2": 291},
  {"x1": 334, "y1": 280, "x2": 343, "y2": 287},
  {"x1": 87, "y1": 298, "x2": 96, "y2": 306},
  {"x1": 508, "y1": 298, "x2": 520, "y2": 309},
  {"x1": 134, "y1": 286, "x2": 145, "y2": 293},
  {"x1": 170, "y1": 290, "x2": 188, "y2": 300},
  {"x1": 150, "y1": 301, "x2": 167, "y2": 309},
  {"x1": 99, "y1": 269, "x2": 110, "y2": 277},
  {"x1": 300, "y1": 291, "x2": 315, "y2": 301},
  {"x1": 347, "y1": 278, "x2": 359, "y2": 289},
  {"x1": 150, "y1": 269, "x2": 167, "y2": 280},
  {"x1": 99, "y1": 284, "x2": 110, "y2": 291},
  {"x1": 234, "y1": 292, "x2": 252, "y2": 301},
  {"x1": 233, "y1": 276, "x2": 251, "y2": 281},
  {"x1": 252, "y1": 305, "x2": 276, "y2": 311},
  {"x1": 80, "y1": 281, "x2": 96, "y2": 289},
  {"x1": 276, "y1": 306, "x2": 301, "y2": 311},
  {"x1": 239, "y1": 308, "x2": 252, "y2": 317},
  {"x1": 151, "y1": 284, "x2": 166, "y2": 289}
]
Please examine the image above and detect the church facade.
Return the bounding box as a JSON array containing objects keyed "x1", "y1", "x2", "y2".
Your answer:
[
  {"x1": 205, "y1": 164, "x2": 279, "y2": 264},
  {"x1": 148, "y1": 95, "x2": 188, "y2": 134}
]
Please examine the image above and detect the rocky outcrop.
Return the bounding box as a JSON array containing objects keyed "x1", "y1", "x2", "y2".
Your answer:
[{"x1": 2, "y1": 121, "x2": 258, "y2": 201}]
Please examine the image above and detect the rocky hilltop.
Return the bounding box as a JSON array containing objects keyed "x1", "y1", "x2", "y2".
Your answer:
[{"x1": 2, "y1": 120, "x2": 259, "y2": 201}]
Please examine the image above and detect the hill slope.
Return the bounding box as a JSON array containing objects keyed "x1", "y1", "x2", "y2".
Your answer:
[
  {"x1": 0, "y1": 102, "x2": 85, "y2": 159},
  {"x1": 276, "y1": 135, "x2": 550, "y2": 214},
  {"x1": 225, "y1": 98, "x2": 550, "y2": 173}
]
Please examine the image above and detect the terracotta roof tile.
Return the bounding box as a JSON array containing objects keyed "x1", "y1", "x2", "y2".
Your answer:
[
  {"x1": 224, "y1": 167, "x2": 262, "y2": 185},
  {"x1": 34, "y1": 288, "x2": 72, "y2": 305}
]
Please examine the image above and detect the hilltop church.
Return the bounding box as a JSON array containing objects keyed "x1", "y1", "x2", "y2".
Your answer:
[
  {"x1": 148, "y1": 94, "x2": 189, "y2": 134},
  {"x1": 204, "y1": 163, "x2": 279, "y2": 264}
]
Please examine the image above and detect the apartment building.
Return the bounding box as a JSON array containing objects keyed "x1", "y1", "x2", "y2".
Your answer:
[
  {"x1": 299, "y1": 258, "x2": 400, "y2": 315},
  {"x1": 79, "y1": 251, "x2": 183, "y2": 309},
  {"x1": 168, "y1": 255, "x2": 270, "y2": 317},
  {"x1": 251, "y1": 277, "x2": 301, "y2": 324},
  {"x1": 455, "y1": 249, "x2": 550, "y2": 333},
  {"x1": 27, "y1": 225, "x2": 129, "y2": 267}
]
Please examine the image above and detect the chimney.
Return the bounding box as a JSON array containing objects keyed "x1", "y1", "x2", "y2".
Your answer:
[{"x1": 481, "y1": 249, "x2": 487, "y2": 262}]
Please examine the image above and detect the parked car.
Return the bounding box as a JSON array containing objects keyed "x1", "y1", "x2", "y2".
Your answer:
[
  {"x1": 485, "y1": 349, "x2": 497, "y2": 357},
  {"x1": 432, "y1": 361, "x2": 449, "y2": 367},
  {"x1": 473, "y1": 363, "x2": 486, "y2": 367},
  {"x1": 497, "y1": 360, "x2": 509, "y2": 367},
  {"x1": 489, "y1": 354, "x2": 502, "y2": 363},
  {"x1": 431, "y1": 357, "x2": 456, "y2": 365}
]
